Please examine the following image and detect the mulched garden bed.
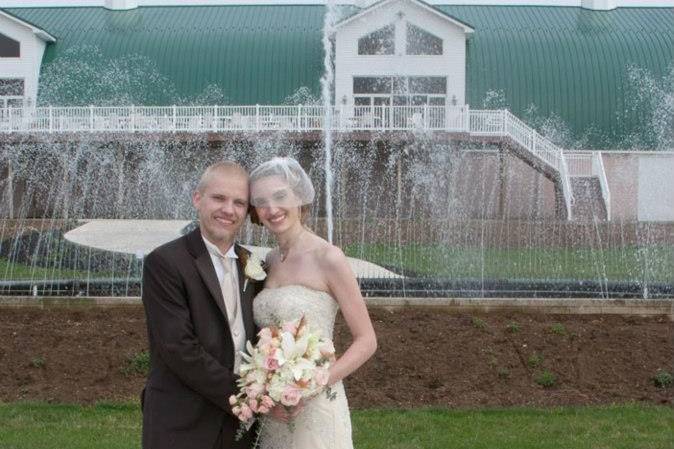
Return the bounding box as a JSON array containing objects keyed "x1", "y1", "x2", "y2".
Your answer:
[{"x1": 0, "y1": 305, "x2": 672, "y2": 408}]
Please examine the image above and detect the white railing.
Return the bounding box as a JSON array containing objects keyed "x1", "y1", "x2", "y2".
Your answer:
[
  {"x1": 558, "y1": 153, "x2": 574, "y2": 220},
  {"x1": 592, "y1": 151, "x2": 611, "y2": 220},
  {"x1": 0, "y1": 104, "x2": 577, "y2": 219},
  {"x1": 564, "y1": 151, "x2": 611, "y2": 221},
  {"x1": 0, "y1": 105, "x2": 472, "y2": 133},
  {"x1": 565, "y1": 152, "x2": 593, "y2": 177}
]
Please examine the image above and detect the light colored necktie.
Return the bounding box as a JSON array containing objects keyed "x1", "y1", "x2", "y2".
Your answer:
[{"x1": 220, "y1": 257, "x2": 238, "y2": 324}]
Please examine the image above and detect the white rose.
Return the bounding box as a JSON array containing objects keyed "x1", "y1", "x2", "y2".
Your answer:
[{"x1": 245, "y1": 255, "x2": 266, "y2": 281}]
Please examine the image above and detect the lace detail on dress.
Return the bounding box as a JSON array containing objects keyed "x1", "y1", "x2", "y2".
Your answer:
[{"x1": 253, "y1": 285, "x2": 353, "y2": 449}]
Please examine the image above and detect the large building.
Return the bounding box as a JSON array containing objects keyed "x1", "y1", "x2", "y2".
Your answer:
[{"x1": 0, "y1": 0, "x2": 672, "y2": 148}]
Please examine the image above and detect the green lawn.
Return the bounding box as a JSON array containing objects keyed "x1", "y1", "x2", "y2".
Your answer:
[
  {"x1": 2, "y1": 244, "x2": 673, "y2": 284},
  {"x1": 0, "y1": 257, "x2": 99, "y2": 281},
  {"x1": 1, "y1": 403, "x2": 672, "y2": 449},
  {"x1": 0, "y1": 257, "x2": 138, "y2": 283},
  {"x1": 345, "y1": 244, "x2": 674, "y2": 282}
]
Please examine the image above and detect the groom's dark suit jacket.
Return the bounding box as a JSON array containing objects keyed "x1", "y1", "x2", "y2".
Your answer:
[{"x1": 141, "y1": 227, "x2": 261, "y2": 449}]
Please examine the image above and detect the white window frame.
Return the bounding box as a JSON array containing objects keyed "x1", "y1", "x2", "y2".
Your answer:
[
  {"x1": 0, "y1": 78, "x2": 25, "y2": 108},
  {"x1": 0, "y1": 32, "x2": 21, "y2": 59},
  {"x1": 352, "y1": 76, "x2": 447, "y2": 106},
  {"x1": 357, "y1": 24, "x2": 396, "y2": 56},
  {"x1": 405, "y1": 22, "x2": 443, "y2": 56}
]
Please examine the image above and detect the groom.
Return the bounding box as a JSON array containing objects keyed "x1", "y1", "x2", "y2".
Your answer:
[{"x1": 141, "y1": 161, "x2": 261, "y2": 449}]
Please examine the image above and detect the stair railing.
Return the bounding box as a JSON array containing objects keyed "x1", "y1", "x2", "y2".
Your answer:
[
  {"x1": 592, "y1": 151, "x2": 611, "y2": 220},
  {"x1": 501, "y1": 110, "x2": 573, "y2": 219}
]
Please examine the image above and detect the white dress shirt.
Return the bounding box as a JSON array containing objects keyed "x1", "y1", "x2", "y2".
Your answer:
[{"x1": 201, "y1": 235, "x2": 247, "y2": 374}]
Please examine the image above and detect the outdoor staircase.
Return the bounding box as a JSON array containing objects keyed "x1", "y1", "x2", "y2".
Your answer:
[
  {"x1": 0, "y1": 104, "x2": 613, "y2": 221},
  {"x1": 570, "y1": 177, "x2": 608, "y2": 221},
  {"x1": 487, "y1": 113, "x2": 611, "y2": 222},
  {"x1": 473, "y1": 110, "x2": 575, "y2": 220}
]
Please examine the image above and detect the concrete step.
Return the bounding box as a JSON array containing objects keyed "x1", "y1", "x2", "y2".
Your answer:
[{"x1": 571, "y1": 177, "x2": 607, "y2": 221}]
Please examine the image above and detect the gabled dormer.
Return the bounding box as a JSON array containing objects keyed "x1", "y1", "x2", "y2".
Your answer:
[
  {"x1": 0, "y1": 9, "x2": 55, "y2": 108},
  {"x1": 334, "y1": 0, "x2": 473, "y2": 109}
]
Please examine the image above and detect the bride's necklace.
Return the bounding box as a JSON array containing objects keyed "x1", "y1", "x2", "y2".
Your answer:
[{"x1": 279, "y1": 228, "x2": 306, "y2": 263}]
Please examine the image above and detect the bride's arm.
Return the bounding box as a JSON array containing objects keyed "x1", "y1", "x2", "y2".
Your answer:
[{"x1": 322, "y1": 246, "x2": 377, "y2": 386}]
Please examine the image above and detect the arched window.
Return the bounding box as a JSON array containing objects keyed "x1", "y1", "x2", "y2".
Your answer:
[
  {"x1": 358, "y1": 25, "x2": 395, "y2": 55},
  {"x1": 0, "y1": 33, "x2": 20, "y2": 57},
  {"x1": 406, "y1": 23, "x2": 442, "y2": 55}
]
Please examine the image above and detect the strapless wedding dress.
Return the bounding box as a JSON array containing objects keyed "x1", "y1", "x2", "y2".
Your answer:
[{"x1": 253, "y1": 285, "x2": 353, "y2": 449}]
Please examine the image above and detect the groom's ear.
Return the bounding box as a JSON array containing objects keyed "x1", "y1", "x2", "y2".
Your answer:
[
  {"x1": 248, "y1": 205, "x2": 262, "y2": 226},
  {"x1": 192, "y1": 190, "x2": 201, "y2": 208}
]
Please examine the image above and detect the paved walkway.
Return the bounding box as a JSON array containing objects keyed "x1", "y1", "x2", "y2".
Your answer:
[{"x1": 64, "y1": 219, "x2": 402, "y2": 279}]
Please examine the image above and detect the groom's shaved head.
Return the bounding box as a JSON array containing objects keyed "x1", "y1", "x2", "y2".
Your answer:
[{"x1": 197, "y1": 161, "x2": 248, "y2": 193}]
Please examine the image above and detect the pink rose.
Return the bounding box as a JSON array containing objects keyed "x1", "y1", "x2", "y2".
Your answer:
[
  {"x1": 282, "y1": 321, "x2": 298, "y2": 335},
  {"x1": 228, "y1": 395, "x2": 238, "y2": 406},
  {"x1": 248, "y1": 398, "x2": 259, "y2": 413},
  {"x1": 258, "y1": 405, "x2": 270, "y2": 414},
  {"x1": 260, "y1": 395, "x2": 274, "y2": 409},
  {"x1": 240, "y1": 403, "x2": 253, "y2": 421},
  {"x1": 245, "y1": 382, "x2": 265, "y2": 398},
  {"x1": 280, "y1": 385, "x2": 302, "y2": 407},
  {"x1": 314, "y1": 367, "x2": 330, "y2": 387},
  {"x1": 263, "y1": 355, "x2": 280, "y2": 371},
  {"x1": 258, "y1": 327, "x2": 273, "y2": 343}
]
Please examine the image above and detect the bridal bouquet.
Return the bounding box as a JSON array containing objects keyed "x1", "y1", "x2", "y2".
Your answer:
[{"x1": 229, "y1": 315, "x2": 336, "y2": 426}]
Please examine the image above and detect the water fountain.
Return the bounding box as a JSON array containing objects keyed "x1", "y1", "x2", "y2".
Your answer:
[{"x1": 0, "y1": 8, "x2": 672, "y2": 299}]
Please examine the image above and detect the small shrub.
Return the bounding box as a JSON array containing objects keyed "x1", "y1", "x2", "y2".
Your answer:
[
  {"x1": 527, "y1": 353, "x2": 543, "y2": 368},
  {"x1": 550, "y1": 323, "x2": 567, "y2": 336},
  {"x1": 123, "y1": 350, "x2": 150, "y2": 376},
  {"x1": 506, "y1": 322, "x2": 521, "y2": 333},
  {"x1": 30, "y1": 356, "x2": 45, "y2": 368},
  {"x1": 497, "y1": 367, "x2": 510, "y2": 379},
  {"x1": 535, "y1": 370, "x2": 557, "y2": 388},
  {"x1": 652, "y1": 369, "x2": 673, "y2": 388},
  {"x1": 471, "y1": 317, "x2": 487, "y2": 329}
]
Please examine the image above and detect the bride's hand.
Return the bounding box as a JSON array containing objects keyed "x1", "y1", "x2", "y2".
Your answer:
[
  {"x1": 268, "y1": 401, "x2": 305, "y2": 423},
  {"x1": 268, "y1": 405, "x2": 291, "y2": 423},
  {"x1": 288, "y1": 400, "x2": 305, "y2": 419}
]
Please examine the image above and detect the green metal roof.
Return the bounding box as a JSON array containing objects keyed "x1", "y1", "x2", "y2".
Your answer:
[
  {"x1": 5, "y1": 5, "x2": 674, "y2": 148},
  {"x1": 6, "y1": 5, "x2": 327, "y2": 105},
  {"x1": 440, "y1": 6, "x2": 674, "y2": 148}
]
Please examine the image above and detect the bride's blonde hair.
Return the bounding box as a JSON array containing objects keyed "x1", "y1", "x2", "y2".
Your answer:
[{"x1": 249, "y1": 157, "x2": 314, "y2": 226}]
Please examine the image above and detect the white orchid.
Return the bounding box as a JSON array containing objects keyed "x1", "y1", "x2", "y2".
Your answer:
[{"x1": 229, "y1": 314, "x2": 337, "y2": 427}]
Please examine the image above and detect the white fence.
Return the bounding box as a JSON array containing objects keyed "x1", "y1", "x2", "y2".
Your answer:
[
  {"x1": 0, "y1": 105, "x2": 471, "y2": 134},
  {"x1": 0, "y1": 104, "x2": 576, "y2": 219}
]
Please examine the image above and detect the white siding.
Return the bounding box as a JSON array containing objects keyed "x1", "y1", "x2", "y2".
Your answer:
[
  {"x1": 0, "y1": 16, "x2": 48, "y2": 107},
  {"x1": 334, "y1": 0, "x2": 468, "y2": 106},
  {"x1": 638, "y1": 153, "x2": 674, "y2": 221}
]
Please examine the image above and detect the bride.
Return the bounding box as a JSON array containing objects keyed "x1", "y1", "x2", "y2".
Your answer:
[{"x1": 249, "y1": 157, "x2": 377, "y2": 449}]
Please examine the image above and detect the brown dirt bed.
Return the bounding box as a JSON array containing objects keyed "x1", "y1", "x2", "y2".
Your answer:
[{"x1": 0, "y1": 305, "x2": 672, "y2": 408}]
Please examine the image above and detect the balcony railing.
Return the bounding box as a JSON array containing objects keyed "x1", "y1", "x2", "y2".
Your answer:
[
  {"x1": 0, "y1": 104, "x2": 575, "y2": 219},
  {"x1": 0, "y1": 105, "x2": 473, "y2": 134}
]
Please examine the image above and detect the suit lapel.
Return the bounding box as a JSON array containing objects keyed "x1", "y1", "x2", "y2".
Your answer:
[
  {"x1": 186, "y1": 228, "x2": 231, "y2": 325},
  {"x1": 235, "y1": 244, "x2": 256, "y2": 341},
  {"x1": 195, "y1": 253, "x2": 230, "y2": 322},
  {"x1": 187, "y1": 228, "x2": 256, "y2": 343}
]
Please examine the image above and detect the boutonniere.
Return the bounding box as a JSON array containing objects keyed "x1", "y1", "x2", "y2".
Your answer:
[{"x1": 238, "y1": 248, "x2": 267, "y2": 291}]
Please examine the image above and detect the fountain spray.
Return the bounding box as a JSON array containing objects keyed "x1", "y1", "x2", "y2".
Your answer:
[{"x1": 320, "y1": 0, "x2": 337, "y2": 244}]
